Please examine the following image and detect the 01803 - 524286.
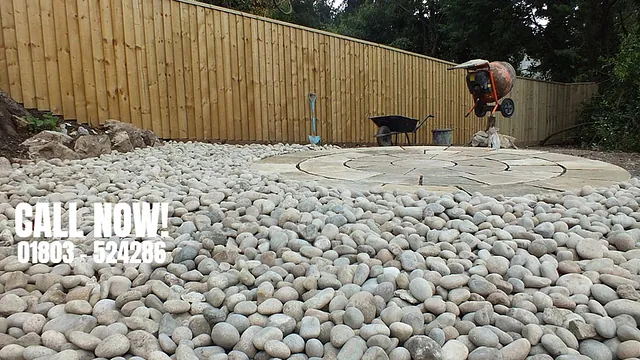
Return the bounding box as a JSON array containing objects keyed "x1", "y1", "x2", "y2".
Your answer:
[{"x1": 16, "y1": 239, "x2": 167, "y2": 264}]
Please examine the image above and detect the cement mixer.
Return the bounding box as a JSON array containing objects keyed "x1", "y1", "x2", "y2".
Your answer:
[{"x1": 448, "y1": 59, "x2": 516, "y2": 118}]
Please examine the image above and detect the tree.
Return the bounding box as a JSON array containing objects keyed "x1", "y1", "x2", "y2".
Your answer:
[{"x1": 437, "y1": 0, "x2": 534, "y2": 67}]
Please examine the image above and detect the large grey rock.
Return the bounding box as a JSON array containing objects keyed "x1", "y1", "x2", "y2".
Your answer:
[
  {"x1": 405, "y1": 335, "x2": 442, "y2": 360},
  {"x1": 74, "y1": 134, "x2": 111, "y2": 158}
]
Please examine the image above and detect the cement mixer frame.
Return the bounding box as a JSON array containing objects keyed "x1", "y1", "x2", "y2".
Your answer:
[{"x1": 449, "y1": 60, "x2": 515, "y2": 119}]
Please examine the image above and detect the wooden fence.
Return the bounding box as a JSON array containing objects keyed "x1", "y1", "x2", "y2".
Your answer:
[{"x1": 0, "y1": 0, "x2": 598, "y2": 146}]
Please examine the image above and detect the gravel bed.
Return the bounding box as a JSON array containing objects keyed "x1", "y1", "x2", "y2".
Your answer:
[{"x1": 0, "y1": 142, "x2": 640, "y2": 360}]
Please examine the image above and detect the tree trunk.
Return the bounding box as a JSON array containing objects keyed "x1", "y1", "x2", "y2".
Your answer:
[{"x1": 0, "y1": 89, "x2": 30, "y2": 138}]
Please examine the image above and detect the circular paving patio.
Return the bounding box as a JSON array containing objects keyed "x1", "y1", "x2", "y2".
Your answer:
[{"x1": 251, "y1": 146, "x2": 632, "y2": 197}]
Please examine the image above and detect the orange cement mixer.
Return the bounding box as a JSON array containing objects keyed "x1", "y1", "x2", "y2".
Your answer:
[{"x1": 448, "y1": 59, "x2": 516, "y2": 118}]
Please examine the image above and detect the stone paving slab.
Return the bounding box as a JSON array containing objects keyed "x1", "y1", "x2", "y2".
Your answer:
[{"x1": 251, "y1": 146, "x2": 632, "y2": 197}]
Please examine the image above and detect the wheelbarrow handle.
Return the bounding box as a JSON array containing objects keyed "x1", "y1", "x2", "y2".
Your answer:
[{"x1": 416, "y1": 114, "x2": 435, "y2": 130}]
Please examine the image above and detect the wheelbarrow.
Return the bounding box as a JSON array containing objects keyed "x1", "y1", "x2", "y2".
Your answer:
[{"x1": 369, "y1": 114, "x2": 435, "y2": 146}]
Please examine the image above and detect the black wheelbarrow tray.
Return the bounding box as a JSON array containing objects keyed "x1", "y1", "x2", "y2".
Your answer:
[{"x1": 369, "y1": 114, "x2": 434, "y2": 146}]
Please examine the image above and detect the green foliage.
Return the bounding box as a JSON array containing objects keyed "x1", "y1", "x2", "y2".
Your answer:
[
  {"x1": 579, "y1": 34, "x2": 640, "y2": 152},
  {"x1": 25, "y1": 112, "x2": 59, "y2": 133}
]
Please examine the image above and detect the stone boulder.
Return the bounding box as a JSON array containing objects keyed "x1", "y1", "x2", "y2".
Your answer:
[
  {"x1": 74, "y1": 135, "x2": 112, "y2": 159},
  {"x1": 141, "y1": 129, "x2": 161, "y2": 147},
  {"x1": 26, "y1": 141, "x2": 79, "y2": 161},
  {"x1": 111, "y1": 131, "x2": 134, "y2": 153},
  {"x1": 21, "y1": 130, "x2": 73, "y2": 147},
  {"x1": 103, "y1": 119, "x2": 146, "y2": 148}
]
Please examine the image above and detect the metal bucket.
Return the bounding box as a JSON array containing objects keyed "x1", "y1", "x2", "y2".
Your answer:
[{"x1": 432, "y1": 129, "x2": 453, "y2": 146}]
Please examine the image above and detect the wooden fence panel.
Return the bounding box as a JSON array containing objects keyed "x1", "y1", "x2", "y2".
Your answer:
[{"x1": 0, "y1": 0, "x2": 598, "y2": 146}]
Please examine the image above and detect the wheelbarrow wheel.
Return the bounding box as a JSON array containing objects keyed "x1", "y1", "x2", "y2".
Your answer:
[
  {"x1": 377, "y1": 126, "x2": 393, "y2": 146},
  {"x1": 500, "y1": 98, "x2": 515, "y2": 118}
]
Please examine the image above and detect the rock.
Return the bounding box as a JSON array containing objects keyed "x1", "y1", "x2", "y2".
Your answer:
[
  {"x1": 594, "y1": 317, "x2": 617, "y2": 339},
  {"x1": 409, "y1": 278, "x2": 433, "y2": 302},
  {"x1": 405, "y1": 335, "x2": 442, "y2": 360},
  {"x1": 469, "y1": 326, "x2": 500, "y2": 347},
  {"x1": 575, "y1": 239, "x2": 604, "y2": 260},
  {"x1": 347, "y1": 292, "x2": 376, "y2": 323},
  {"x1": 617, "y1": 340, "x2": 640, "y2": 359},
  {"x1": 441, "y1": 340, "x2": 469, "y2": 360},
  {"x1": 557, "y1": 274, "x2": 593, "y2": 296},
  {"x1": 299, "y1": 316, "x2": 321, "y2": 339},
  {"x1": 75, "y1": 135, "x2": 112, "y2": 158},
  {"x1": 469, "y1": 347, "x2": 503, "y2": 360},
  {"x1": 500, "y1": 338, "x2": 531, "y2": 360},
  {"x1": 568, "y1": 320, "x2": 597, "y2": 340},
  {"x1": 264, "y1": 340, "x2": 291, "y2": 358},
  {"x1": 68, "y1": 331, "x2": 101, "y2": 350},
  {"x1": 541, "y1": 334, "x2": 569, "y2": 356},
  {"x1": 337, "y1": 336, "x2": 367, "y2": 360},
  {"x1": 211, "y1": 323, "x2": 240, "y2": 349},
  {"x1": 127, "y1": 330, "x2": 161, "y2": 357},
  {"x1": 94, "y1": 334, "x2": 130, "y2": 357},
  {"x1": 103, "y1": 119, "x2": 146, "y2": 148},
  {"x1": 27, "y1": 141, "x2": 79, "y2": 160},
  {"x1": 22, "y1": 130, "x2": 73, "y2": 147},
  {"x1": 604, "y1": 299, "x2": 640, "y2": 320},
  {"x1": 111, "y1": 131, "x2": 134, "y2": 153},
  {"x1": 0, "y1": 294, "x2": 27, "y2": 315},
  {"x1": 331, "y1": 325, "x2": 356, "y2": 348},
  {"x1": 41, "y1": 314, "x2": 97, "y2": 336},
  {"x1": 579, "y1": 339, "x2": 612, "y2": 360}
]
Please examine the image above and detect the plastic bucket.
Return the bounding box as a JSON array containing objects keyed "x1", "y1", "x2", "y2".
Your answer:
[{"x1": 432, "y1": 129, "x2": 453, "y2": 146}]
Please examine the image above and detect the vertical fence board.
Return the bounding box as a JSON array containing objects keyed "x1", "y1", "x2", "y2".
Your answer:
[
  {"x1": 14, "y1": 0, "x2": 36, "y2": 107},
  {"x1": 213, "y1": 9, "x2": 226, "y2": 140},
  {"x1": 77, "y1": 0, "x2": 98, "y2": 124},
  {"x1": 27, "y1": 0, "x2": 49, "y2": 109},
  {"x1": 154, "y1": 0, "x2": 170, "y2": 138},
  {"x1": 89, "y1": 0, "x2": 109, "y2": 124},
  {"x1": 122, "y1": 0, "x2": 141, "y2": 128},
  {"x1": 111, "y1": 0, "x2": 129, "y2": 124},
  {"x1": 163, "y1": 0, "x2": 178, "y2": 138},
  {"x1": 41, "y1": 0, "x2": 63, "y2": 115},
  {"x1": 182, "y1": 3, "x2": 196, "y2": 139},
  {"x1": 171, "y1": 0, "x2": 187, "y2": 137},
  {"x1": 142, "y1": 0, "x2": 161, "y2": 134},
  {"x1": 243, "y1": 17, "x2": 255, "y2": 142},
  {"x1": 0, "y1": 3, "x2": 9, "y2": 93},
  {"x1": 264, "y1": 22, "x2": 274, "y2": 141},
  {"x1": 100, "y1": 0, "x2": 119, "y2": 121},
  {"x1": 203, "y1": 7, "x2": 215, "y2": 140},
  {"x1": 273, "y1": 23, "x2": 283, "y2": 143},
  {"x1": 220, "y1": 11, "x2": 233, "y2": 140},
  {"x1": 134, "y1": 0, "x2": 150, "y2": 131},
  {"x1": 257, "y1": 20, "x2": 267, "y2": 142},
  {"x1": 1, "y1": 0, "x2": 22, "y2": 101},
  {"x1": 65, "y1": 0, "x2": 87, "y2": 120}
]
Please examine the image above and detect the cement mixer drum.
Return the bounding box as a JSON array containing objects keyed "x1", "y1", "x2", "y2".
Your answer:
[{"x1": 489, "y1": 61, "x2": 516, "y2": 100}]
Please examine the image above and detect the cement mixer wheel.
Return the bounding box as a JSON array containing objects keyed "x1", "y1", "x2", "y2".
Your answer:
[
  {"x1": 501, "y1": 98, "x2": 515, "y2": 118},
  {"x1": 474, "y1": 105, "x2": 487, "y2": 118}
]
